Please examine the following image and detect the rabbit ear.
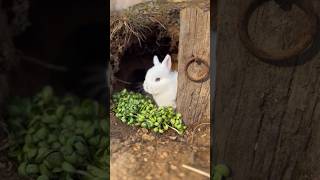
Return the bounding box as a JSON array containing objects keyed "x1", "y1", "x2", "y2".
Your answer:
[
  {"x1": 153, "y1": 56, "x2": 160, "y2": 66},
  {"x1": 161, "y1": 54, "x2": 172, "y2": 70}
]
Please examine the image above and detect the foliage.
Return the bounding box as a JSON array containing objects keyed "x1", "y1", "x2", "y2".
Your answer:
[
  {"x1": 112, "y1": 89, "x2": 186, "y2": 135},
  {"x1": 6, "y1": 86, "x2": 109, "y2": 180},
  {"x1": 212, "y1": 164, "x2": 230, "y2": 180}
]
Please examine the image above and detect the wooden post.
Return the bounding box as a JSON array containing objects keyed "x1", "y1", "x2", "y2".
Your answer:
[{"x1": 176, "y1": 6, "x2": 210, "y2": 125}]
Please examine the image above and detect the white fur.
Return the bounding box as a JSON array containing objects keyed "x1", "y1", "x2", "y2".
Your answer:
[{"x1": 143, "y1": 54, "x2": 178, "y2": 108}]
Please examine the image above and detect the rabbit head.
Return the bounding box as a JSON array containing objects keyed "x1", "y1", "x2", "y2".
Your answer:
[{"x1": 143, "y1": 54, "x2": 175, "y2": 95}]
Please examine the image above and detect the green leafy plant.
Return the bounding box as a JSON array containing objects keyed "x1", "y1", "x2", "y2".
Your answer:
[
  {"x1": 6, "y1": 86, "x2": 109, "y2": 180},
  {"x1": 112, "y1": 89, "x2": 187, "y2": 135},
  {"x1": 212, "y1": 164, "x2": 230, "y2": 180}
]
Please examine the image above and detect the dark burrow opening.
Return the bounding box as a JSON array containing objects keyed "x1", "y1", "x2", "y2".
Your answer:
[{"x1": 113, "y1": 34, "x2": 177, "y2": 93}]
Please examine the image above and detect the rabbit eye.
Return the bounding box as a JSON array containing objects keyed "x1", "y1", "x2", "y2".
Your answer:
[{"x1": 155, "y1": 78, "x2": 161, "y2": 82}]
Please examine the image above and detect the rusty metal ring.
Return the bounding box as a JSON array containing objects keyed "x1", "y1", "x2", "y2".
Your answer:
[
  {"x1": 185, "y1": 57, "x2": 210, "y2": 83},
  {"x1": 239, "y1": 0, "x2": 318, "y2": 62}
]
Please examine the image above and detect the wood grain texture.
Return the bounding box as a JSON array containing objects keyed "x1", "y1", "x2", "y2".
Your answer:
[
  {"x1": 215, "y1": 0, "x2": 320, "y2": 179},
  {"x1": 176, "y1": 6, "x2": 210, "y2": 125}
]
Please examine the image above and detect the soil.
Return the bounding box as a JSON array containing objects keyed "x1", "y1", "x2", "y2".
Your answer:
[{"x1": 110, "y1": 112, "x2": 211, "y2": 180}]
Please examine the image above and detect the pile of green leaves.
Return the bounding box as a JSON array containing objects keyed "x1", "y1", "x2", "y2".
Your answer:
[
  {"x1": 112, "y1": 89, "x2": 187, "y2": 135},
  {"x1": 6, "y1": 86, "x2": 109, "y2": 180}
]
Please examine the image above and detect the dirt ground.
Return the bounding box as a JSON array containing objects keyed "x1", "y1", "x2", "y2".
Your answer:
[{"x1": 110, "y1": 113, "x2": 211, "y2": 180}]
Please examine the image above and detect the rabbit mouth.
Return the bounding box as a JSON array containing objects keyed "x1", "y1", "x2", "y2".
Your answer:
[
  {"x1": 151, "y1": 92, "x2": 160, "y2": 96},
  {"x1": 144, "y1": 88, "x2": 158, "y2": 96}
]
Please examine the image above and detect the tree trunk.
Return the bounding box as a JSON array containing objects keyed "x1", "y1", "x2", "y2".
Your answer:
[
  {"x1": 176, "y1": 6, "x2": 210, "y2": 125},
  {"x1": 215, "y1": 1, "x2": 320, "y2": 179}
]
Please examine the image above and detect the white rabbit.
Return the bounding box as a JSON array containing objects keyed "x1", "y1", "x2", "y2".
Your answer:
[{"x1": 143, "y1": 54, "x2": 178, "y2": 108}]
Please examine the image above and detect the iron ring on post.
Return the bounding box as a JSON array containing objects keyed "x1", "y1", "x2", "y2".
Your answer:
[
  {"x1": 239, "y1": 0, "x2": 318, "y2": 62},
  {"x1": 185, "y1": 57, "x2": 210, "y2": 83}
]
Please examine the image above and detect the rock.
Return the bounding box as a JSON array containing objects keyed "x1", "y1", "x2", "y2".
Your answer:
[
  {"x1": 160, "y1": 152, "x2": 168, "y2": 159},
  {"x1": 132, "y1": 143, "x2": 141, "y2": 151},
  {"x1": 144, "y1": 158, "x2": 148, "y2": 162},
  {"x1": 147, "y1": 146, "x2": 155, "y2": 151},
  {"x1": 142, "y1": 134, "x2": 155, "y2": 141},
  {"x1": 124, "y1": 140, "x2": 131, "y2": 146},
  {"x1": 146, "y1": 175, "x2": 152, "y2": 180},
  {"x1": 169, "y1": 136, "x2": 177, "y2": 140},
  {"x1": 111, "y1": 141, "x2": 122, "y2": 152},
  {"x1": 141, "y1": 128, "x2": 149, "y2": 134},
  {"x1": 159, "y1": 140, "x2": 169, "y2": 144},
  {"x1": 137, "y1": 128, "x2": 149, "y2": 135},
  {"x1": 129, "y1": 156, "x2": 136, "y2": 163},
  {"x1": 155, "y1": 174, "x2": 161, "y2": 179},
  {"x1": 170, "y1": 164, "x2": 177, "y2": 170}
]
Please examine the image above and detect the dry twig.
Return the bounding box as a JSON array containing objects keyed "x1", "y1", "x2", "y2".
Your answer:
[{"x1": 182, "y1": 164, "x2": 210, "y2": 178}]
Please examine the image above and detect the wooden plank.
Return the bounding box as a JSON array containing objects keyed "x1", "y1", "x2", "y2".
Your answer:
[{"x1": 177, "y1": 6, "x2": 210, "y2": 125}]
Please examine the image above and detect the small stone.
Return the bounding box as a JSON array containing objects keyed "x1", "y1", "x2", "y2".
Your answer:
[
  {"x1": 111, "y1": 142, "x2": 121, "y2": 152},
  {"x1": 169, "y1": 136, "x2": 177, "y2": 140},
  {"x1": 146, "y1": 175, "x2": 152, "y2": 180},
  {"x1": 170, "y1": 165, "x2": 177, "y2": 170},
  {"x1": 132, "y1": 143, "x2": 141, "y2": 151},
  {"x1": 159, "y1": 140, "x2": 169, "y2": 144},
  {"x1": 124, "y1": 140, "x2": 131, "y2": 146},
  {"x1": 144, "y1": 158, "x2": 148, "y2": 162},
  {"x1": 179, "y1": 173, "x2": 185, "y2": 177},
  {"x1": 129, "y1": 157, "x2": 136, "y2": 163},
  {"x1": 201, "y1": 134, "x2": 207, "y2": 138},
  {"x1": 142, "y1": 134, "x2": 155, "y2": 141},
  {"x1": 155, "y1": 174, "x2": 161, "y2": 179},
  {"x1": 141, "y1": 128, "x2": 149, "y2": 133},
  {"x1": 192, "y1": 147, "x2": 199, "y2": 151},
  {"x1": 160, "y1": 152, "x2": 168, "y2": 159},
  {"x1": 147, "y1": 146, "x2": 155, "y2": 151}
]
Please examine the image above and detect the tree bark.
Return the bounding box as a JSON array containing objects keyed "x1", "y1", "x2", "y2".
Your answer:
[
  {"x1": 177, "y1": 6, "x2": 210, "y2": 125},
  {"x1": 215, "y1": 1, "x2": 320, "y2": 179}
]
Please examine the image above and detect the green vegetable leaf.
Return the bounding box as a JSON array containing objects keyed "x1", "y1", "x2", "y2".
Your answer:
[
  {"x1": 26, "y1": 164, "x2": 39, "y2": 174},
  {"x1": 18, "y1": 162, "x2": 27, "y2": 176},
  {"x1": 62, "y1": 161, "x2": 76, "y2": 173},
  {"x1": 37, "y1": 175, "x2": 49, "y2": 180}
]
